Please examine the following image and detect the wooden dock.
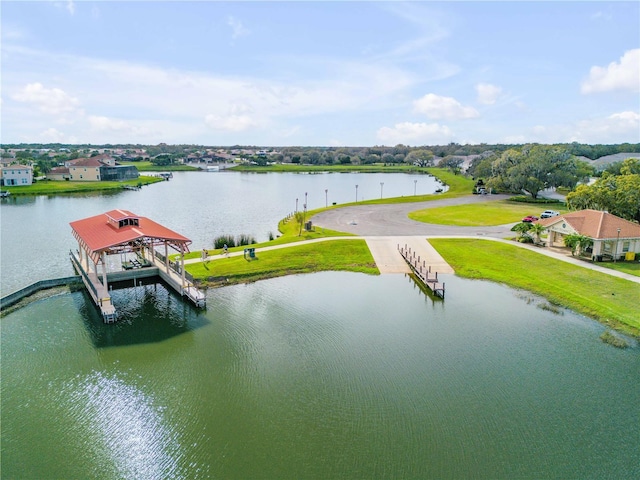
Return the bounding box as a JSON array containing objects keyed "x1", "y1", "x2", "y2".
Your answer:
[
  {"x1": 70, "y1": 251, "x2": 118, "y2": 322},
  {"x1": 398, "y1": 243, "x2": 445, "y2": 298},
  {"x1": 70, "y1": 249, "x2": 205, "y2": 322}
]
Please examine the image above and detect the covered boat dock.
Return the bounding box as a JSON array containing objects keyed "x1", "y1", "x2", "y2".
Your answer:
[{"x1": 70, "y1": 209, "x2": 205, "y2": 322}]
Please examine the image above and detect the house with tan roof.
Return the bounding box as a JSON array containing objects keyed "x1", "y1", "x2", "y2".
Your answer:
[
  {"x1": 50, "y1": 154, "x2": 138, "y2": 182},
  {"x1": 47, "y1": 166, "x2": 71, "y2": 181},
  {"x1": 538, "y1": 209, "x2": 640, "y2": 261}
]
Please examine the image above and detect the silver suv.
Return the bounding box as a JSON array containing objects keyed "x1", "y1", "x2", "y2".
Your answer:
[{"x1": 540, "y1": 210, "x2": 560, "y2": 219}]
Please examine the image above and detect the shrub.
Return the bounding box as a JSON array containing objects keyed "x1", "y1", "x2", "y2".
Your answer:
[
  {"x1": 213, "y1": 235, "x2": 236, "y2": 249},
  {"x1": 600, "y1": 330, "x2": 629, "y2": 349},
  {"x1": 509, "y1": 195, "x2": 565, "y2": 205},
  {"x1": 237, "y1": 234, "x2": 256, "y2": 246},
  {"x1": 268, "y1": 231, "x2": 274, "y2": 241}
]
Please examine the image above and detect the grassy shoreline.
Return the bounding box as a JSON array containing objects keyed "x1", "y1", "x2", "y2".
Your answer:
[
  {"x1": 2, "y1": 175, "x2": 164, "y2": 195},
  {"x1": 429, "y1": 238, "x2": 640, "y2": 338},
  {"x1": 186, "y1": 239, "x2": 378, "y2": 287},
  {"x1": 119, "y1": 161, "x2": 200, "y2": 171}
]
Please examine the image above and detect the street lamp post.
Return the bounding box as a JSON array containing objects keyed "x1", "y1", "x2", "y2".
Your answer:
[
  {"x1": 355, "y1": 184, "x2": 358, "y2": 203},
  {"x1": 615, "y1": 228, "x2": 621, "y2": 263},
  {"x1": 325, "y1": 189, "x2": 328, "y2": 207},
  {"x1": 380, "y1": 182, "x2": 384, "y2": 199},
  {"x1": 296, "y1": 198, "x2": 298, "y2": 213},
  {"x1": 303, "y1": 192, "x2": 308, "y2": 226},
  {"x1": 414, "y1": 179, "x2": 417, "y2": 196}
]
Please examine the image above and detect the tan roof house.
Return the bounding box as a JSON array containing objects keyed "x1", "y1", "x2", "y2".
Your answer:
[
  {"x1": 68, "y1": 157, "x2": 104, "y2": 181},
  {"x1": 64, "y1": 154, "x2": 138, "y2": 182},
  {"x1": 538, "y1": 209, "x2": 640, "y2": 261},
  {"x1": 47, "y1": 166, "x2": 71, "y2": 181}
]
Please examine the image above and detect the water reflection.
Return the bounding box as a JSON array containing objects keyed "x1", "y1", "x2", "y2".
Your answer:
[
  {"x1": 0, "y1": 195, "x2": 37, "y2": 206},
  {"x1": 61, "y1": 371, "x2": 195, "y2": 479},
  {"x1": 76, "y1": 282, "x2": 209, "y2": 348}
]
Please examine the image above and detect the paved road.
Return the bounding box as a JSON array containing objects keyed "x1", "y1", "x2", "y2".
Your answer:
[
  {"x1": 310, "y1": 194, "x2": 640, "y2": 284},
  {"x1": 310, "y1": 194, "x2": 516, "y2": 237},
  {"x1": 187, "y1": 194, "x2": 640, "y2": 284}
]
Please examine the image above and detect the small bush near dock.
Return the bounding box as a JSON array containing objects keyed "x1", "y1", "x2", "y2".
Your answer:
[
  {"x1": 213, "y1": 234, "x2": 257, "y2": 249},
  {"x1": 237, "y1": 234, "x2": 256, "y2": 246},
  {"x1": 599, "y1": 330, "x2": 629, "y2": 349},
  {"x1": 214, "y1": 235, "x2": 236, "y2": 249}
]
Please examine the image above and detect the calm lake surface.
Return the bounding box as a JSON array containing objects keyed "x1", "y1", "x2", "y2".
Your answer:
[
  {"x1": 1, "y1": 172, "x2": 639, "y2": 479},
  {"x1": 0, "y1": 171, "x2": 442, "y2": 295}
]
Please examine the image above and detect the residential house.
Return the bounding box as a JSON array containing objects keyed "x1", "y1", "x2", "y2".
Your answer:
[
  {"x1": 47, "y1": 166, "x2": 71, "y2": 181},
  {"x1": 56, "y1": 154, "x2": 139, "y2": 182},
  {"x1": 538, "y1": 209, "x2": 640, "y2": 261},
  {"x1": 0, "y1": 164, "x2": 33, "y2": 186}
]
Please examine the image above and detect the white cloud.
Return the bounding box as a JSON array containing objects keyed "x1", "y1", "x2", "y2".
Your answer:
[
  {"x1": 227, "y1": 16, "x2": 250, "y2": 40},
  {"x1": 504, "y1": 110, "x2": 640, "y2": 144},
  {"x1": 53, "y1": 1, "x2": 75, "y2": 15},
  {"x1": 204, "y1": 114, "x2": 258, "y2": 132},
  {"x1": 376, "y1": 122, "x2": 454, "y2": 145},
  {"x1": 581, "y1": 49, "x2": 640, "y2": 94},
  {"x1": 88, "y1": 115, "x2": 153, "y2": 138},
  {"x1": 590, "y1": 11, "x2": 612, "y2": 21},
  {"x1": 413, "y1": 93, "x2": 479, "y2": 120},
  {"x1": 569, "y1": 111, "x2": 640, "y2": 143},
  {"x1": 475, "y1": 83, "x2": 502, "y2": 105},
  {"x1": 40, "y1": 127, "x2": 66, "y2": 142},
  {"x1": 12, "y1": 82, "x2": 80, "y2": 115}
]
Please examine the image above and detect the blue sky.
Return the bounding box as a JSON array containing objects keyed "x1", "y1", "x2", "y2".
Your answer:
[{"x1": 2, "y1": 1, "x2": 638, "y2": 146}]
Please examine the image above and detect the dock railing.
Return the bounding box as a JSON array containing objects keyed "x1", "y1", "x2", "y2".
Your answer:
[{"x1": 398, "y1": 244, "x2": 445, "y2": 298}]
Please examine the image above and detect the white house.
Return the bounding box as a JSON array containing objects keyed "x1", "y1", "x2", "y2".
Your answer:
[
  {"x1": 539, "y1": 209, "x2": 640, "y2": 261},
  {"x1": 0, "y1": 164, "x2": 33, "y2": 186}
]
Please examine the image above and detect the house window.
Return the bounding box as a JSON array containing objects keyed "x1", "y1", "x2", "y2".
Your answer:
[
  {"x1": 603, "y1": 242, "x2": 612, "y2": 253},
  {"x1": 622, "y1": 241, "x2": 630, "y2": 253}
]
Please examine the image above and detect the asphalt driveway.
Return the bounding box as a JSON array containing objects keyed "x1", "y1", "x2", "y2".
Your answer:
[{"x1": 310, "y1": 194, "x2": 516, "y2": 237}]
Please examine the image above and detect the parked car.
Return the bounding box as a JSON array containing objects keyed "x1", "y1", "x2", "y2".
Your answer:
[
  {"x1": 540, "y1": 210, "x2": 560, "y2": 219},
  {"x1": 522, "y1": 215, "x2": 539, "y2": 223}
]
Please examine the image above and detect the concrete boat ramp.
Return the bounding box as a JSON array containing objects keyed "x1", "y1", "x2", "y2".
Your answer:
[{"x1": 365, "y1": 236, "x2": 455, "y2": 275}]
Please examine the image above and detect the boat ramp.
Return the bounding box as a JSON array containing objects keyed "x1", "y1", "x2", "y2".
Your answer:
[{"x1": 398, "y1": 243, "x2": 446, "y2": 298}]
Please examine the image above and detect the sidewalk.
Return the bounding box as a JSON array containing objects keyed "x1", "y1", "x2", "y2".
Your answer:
[{"x1": 186, "y1": 235, "x2": 639, "y2": 284}]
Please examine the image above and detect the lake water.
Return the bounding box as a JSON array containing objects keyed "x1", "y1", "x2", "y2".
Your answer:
[
  {"x1": 0, "y1": 171, "x2": 442, "y2": 295},
  {"x1": 1, "y1": 172, "x2": 639, "y2": 479}
]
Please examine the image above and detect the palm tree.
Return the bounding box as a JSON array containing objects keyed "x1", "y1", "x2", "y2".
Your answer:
[
  {"x1": 564, "y1": 234, "x2": 593, "y2": 256},
  {"x1": 511, "y1": 222, "x2": 533, "y2": 242},
  {"x1": 529, "y1": 223, "x2": 546, "y2": 245}
]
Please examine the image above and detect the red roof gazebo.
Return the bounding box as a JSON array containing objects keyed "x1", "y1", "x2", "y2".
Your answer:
[{"x1": 70, "y1": 209, "x2": 203, "y2": 322}]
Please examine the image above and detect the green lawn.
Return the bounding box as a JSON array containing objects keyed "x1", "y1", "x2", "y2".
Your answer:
[
  {"x1": 186, "y1": 239, "x2": 378, "y2": 286},
  {"x1": 597, "y1": 261, "x2": 640, "y2": 277},
  {"x1": 178, "y1": 214, "x2": 353, "y2": 260},
  {"x1": 2, "y1": 176, "x2": 164, "y2": 195},
  {"x1": 119, "y1": 161, "x2": 200, "y2": 171},
  {"x1": 429, "y1": 238, "x2": 640, "y2": 337},
  {"x1": 408, "y1": 200, "x2": 568, "y2": 226}
]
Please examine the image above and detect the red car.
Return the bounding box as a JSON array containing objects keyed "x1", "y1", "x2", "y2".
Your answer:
[{"x1": 522, "y1": 215, "x2": 539, "y2": 223}]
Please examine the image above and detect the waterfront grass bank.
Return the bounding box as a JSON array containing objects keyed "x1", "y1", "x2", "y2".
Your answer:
[
  {"x1": 429, "y1": 238, "x2": 640, "y2": 337},
  {"x1": 119, "y1": 161, "x2": 200, "y2": 171},
  {"x1": 2, "y1": 176, "x2": 164, "y2": 195},
  {"x1": 186, "y1": 239, "x2": 378, "y2": 287}
]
